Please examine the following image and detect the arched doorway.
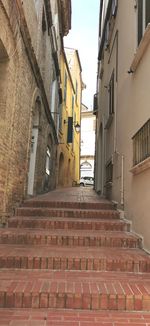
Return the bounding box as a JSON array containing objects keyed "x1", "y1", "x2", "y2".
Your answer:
[
  {"x1": 58, "y1": 152, "x2": 64, "y2": 187},
  {"x1": 27, "y1": 98, "x2": 40, "y2": 195}
]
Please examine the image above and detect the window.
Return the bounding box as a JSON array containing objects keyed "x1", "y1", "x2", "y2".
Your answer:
[
  {"x1": 67, "y1": 117, "x2": 73, "y2": 143},
  {"x1": 104, "y1": 0, "x2": 118, "y2": 49},
  {"x1": 75, "y1": 80, "x2": 78, "y2": 103},
  {"x1": 138, "y1": 0, "x2": 150, "y2": 45},
  {"x1": 46, "y1": 147, "x2": 51, "y2": 175},
  {"x1": 109, "y1": 71, "x2": 114, "y2": 115},
  {"x1": 93, "y1": 93, "x2": 98, "y2": 115},
  {"x1": 64, "y1": 72, "x2": 67, "y2": 104},
  {"x1": 106, "y1": 160, "x2": 113, "y2": 183},
  {"x1": 132, "y1": 119, "x2": 150, "y2": 166}
]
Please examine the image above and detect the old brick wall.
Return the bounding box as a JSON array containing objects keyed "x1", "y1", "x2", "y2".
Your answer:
[{"x1": 0, "y1": 0, "x2": 57, "y2": 216}]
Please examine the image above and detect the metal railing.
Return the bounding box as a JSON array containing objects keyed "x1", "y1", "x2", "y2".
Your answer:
[{"x1": 133, "y1": 119, "x2": 150, "y2": 166}]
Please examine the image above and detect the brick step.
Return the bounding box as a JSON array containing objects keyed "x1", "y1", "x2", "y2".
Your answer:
[
  {"x1": 15, "y1": 207, "x2": 120, "y2": 219},
  {"x1": 0, "y1": 245, "x2": 149, "y2": 272},
  {"x1": 23, "y1": 199, "x2": 114, "y2": 210},
  {"x1": 0, "y1": 270, "x2": 150, "y2": 310},
  {"x1": 0, "y1": 228, "x2": 142, "y2": 248},
  {"x1": 1, "y1": 309, "x2": 150, "y2": 326},
  {"x1": 8, "y1": 217, "x2": 130, "y2": 232}
]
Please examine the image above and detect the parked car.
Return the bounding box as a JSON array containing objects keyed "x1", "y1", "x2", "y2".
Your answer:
[{"x1": 80, "y1": 176, "x2": 94, "y2": 187}]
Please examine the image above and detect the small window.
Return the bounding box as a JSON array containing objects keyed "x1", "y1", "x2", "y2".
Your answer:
[
  {"x1": 109, "y1": 71, "x2": 114, "y2": 115},
  {"x1": 46, "y1": 147, "x2": 51, "y2": 175}
]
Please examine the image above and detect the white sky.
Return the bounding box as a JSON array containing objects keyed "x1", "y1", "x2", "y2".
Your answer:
[{"x1": 64, "y1": 0, "x2": 100, "y2": 110}]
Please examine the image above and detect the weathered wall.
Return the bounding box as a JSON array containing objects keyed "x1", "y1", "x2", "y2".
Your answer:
[{"x1": 0, "y1": 0, "x2": 57, "y2": 216}]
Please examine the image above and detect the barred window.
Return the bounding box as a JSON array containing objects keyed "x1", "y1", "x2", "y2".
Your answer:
[{"x1": 132, "y1": 119, "x2": 150, "y2": 166}]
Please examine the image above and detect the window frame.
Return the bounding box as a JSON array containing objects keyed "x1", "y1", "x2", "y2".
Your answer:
[
  {"x1": 132, "y1": 119, "x2": 150, "y2": 166},
  {"x1": 108, "y1": 70, "x2": 115, "y2": 116},
  {"x1": 46, "y1": 146, "x2": 51, "y2": 176},
  {"x1": 137, "y1": 0, "x2": 150, "y2": 45}
]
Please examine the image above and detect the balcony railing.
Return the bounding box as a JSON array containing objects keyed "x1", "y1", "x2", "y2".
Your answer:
[{"x1": 133, "y1": 119, "x2": 150, "y2": 166}]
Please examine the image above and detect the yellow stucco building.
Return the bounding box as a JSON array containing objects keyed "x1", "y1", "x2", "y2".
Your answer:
[{"x1": 57, "y1": 48, "x2": 82, "y2": 187}]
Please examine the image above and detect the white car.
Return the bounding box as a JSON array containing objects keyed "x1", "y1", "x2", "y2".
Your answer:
[{"x1": 80, "y1": 176, "x2": 94, "y2": 187}]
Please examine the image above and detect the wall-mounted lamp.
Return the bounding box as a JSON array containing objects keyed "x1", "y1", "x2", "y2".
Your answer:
[{"x1": 64, "y1": 119, "x2": 81, "y2": 133}]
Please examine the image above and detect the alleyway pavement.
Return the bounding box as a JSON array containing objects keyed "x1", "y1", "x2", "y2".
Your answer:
[{"x1": 0, "y1": 187, "x2": 150, "y2": 325}]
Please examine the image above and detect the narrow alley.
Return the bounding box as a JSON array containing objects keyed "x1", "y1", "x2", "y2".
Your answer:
[
  {"x1": 1, "y1": 0, "x2": 150, "y2": 324},
  {"x1": 0, "y1": 187, "x2": 150, "y2": 325}
]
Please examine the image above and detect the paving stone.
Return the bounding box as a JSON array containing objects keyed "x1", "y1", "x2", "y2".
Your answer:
[{"x1": 0, "y1": 187, "x2": 150, "y2": 323}]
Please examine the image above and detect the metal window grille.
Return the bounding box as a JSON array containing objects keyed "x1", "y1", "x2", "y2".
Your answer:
[{"x1": 132, "y1": 119, "x2": 150, "y2": 166}]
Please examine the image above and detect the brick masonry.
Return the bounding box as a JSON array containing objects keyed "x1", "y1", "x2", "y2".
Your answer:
[
  {"x1": 0, "y1": 187, "x2": 150, "y2": 324},
  {"x1": 0, "y1": 0, "x2": 57, "y2": 218}
]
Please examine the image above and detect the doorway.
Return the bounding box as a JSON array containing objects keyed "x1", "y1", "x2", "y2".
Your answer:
[{"x1": 27, "y1": 100, "x2": 40, "y2": 195}]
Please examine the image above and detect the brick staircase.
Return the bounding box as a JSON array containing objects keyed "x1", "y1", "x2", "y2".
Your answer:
[{"x1": 0, "y1": 187, "x2": 150, "y2": 325}]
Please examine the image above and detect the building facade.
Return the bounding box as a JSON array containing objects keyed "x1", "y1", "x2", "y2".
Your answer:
[
  {"x1": 81, "y1": 104, "x2": 95, "y2": 178},
  {"x1": 0, "y1": 0, "x2": 71, "y2": 219},
  {"x1": 95, "y1": 0, "x2": 150, "y2": 250},
  {"x1": 57, "y1": 48, "x2": 82, "y2": 187}
]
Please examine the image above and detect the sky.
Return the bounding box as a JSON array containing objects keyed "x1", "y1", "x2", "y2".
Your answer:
[{"x1": 64, "y1": 0, "x2": 100, "y2": 110}]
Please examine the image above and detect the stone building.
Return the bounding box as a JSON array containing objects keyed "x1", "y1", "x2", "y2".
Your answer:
[
  {"x1": 0, "y1": 0, "x2": 71, "y2": 218},
  {"x1": 80, "y1": 104, "x2": 96, "y2": 178},
  {"x1": 95, "y1": 0, "x2": 150, "y2": 250},
  {"x1": 57, "y1": 48, "x2": 82, "y2": 187}
]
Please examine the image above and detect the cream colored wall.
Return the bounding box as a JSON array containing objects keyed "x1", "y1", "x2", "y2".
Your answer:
[{"x1": 97, "y1": 0, "x2": 150, "y2": 250}]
